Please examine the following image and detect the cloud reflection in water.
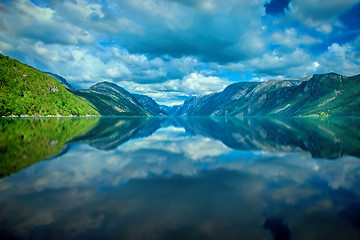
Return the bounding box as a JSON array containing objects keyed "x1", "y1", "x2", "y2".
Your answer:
[{"x1": 0, "y1": 117, "x2": 360, "y2": 240}]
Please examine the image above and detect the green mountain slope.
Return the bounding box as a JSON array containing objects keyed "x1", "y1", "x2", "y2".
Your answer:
[
  {"x1": 74, "y1": 82, "x2": 152, "y2": 116},
  {"x1": 175, "y1": 73, "x2": 360, "y2": 116},
  {"x1": 0, "y1": 54, "x2": 99, "y2": 116},
  {"x1": 268, "y1": 73, "x2": 360, "y2": 116}
]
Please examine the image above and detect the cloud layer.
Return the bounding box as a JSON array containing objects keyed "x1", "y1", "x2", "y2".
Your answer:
[{"x1": 0, "y1": 0, "x2": 359, "y2": 104}]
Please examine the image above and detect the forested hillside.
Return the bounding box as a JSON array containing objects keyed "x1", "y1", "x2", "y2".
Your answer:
[{"x1": 0, "y1": 54, "x2": 99, "y2": 116}]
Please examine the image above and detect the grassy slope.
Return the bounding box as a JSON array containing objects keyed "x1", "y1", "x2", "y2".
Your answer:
[
  {"x1": 75, "y1": 88, "x2": 152, "y2": 116},
  {"x1": 224, "y1": 74, "x2": 360, "y2": 116},
  {"x1": 0, "y1": 54, "x2": 99, "y2": 116},
  {"x1": 0, "y1": 117, "x2": 99, "y2": 178},
  {"x1": 269, "y1": 74, "x2": 360, "y2": 116}
]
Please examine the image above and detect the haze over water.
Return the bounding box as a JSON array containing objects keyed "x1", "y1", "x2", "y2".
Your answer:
[{"x1": 1, "y1": 117, "x2": 360, "y2": 239}]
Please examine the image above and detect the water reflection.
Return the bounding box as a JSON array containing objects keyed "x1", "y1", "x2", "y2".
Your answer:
[
  {"x1": 177, "y1": 117, "x2": 360, "y2": 159},
  {"x1": 0, "y1": 117, "x2": 99, "y2": 178},
  {"x1": 0, "y1": 117, "x2": 360, "y2": 239},
  {"x1": 73, "y1": 117, "x2": 165, "y2": 150}
]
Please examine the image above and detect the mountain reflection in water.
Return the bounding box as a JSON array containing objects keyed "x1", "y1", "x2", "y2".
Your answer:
[{"x1": 0, "y1": 117, "x2": 360, "y2": 240}]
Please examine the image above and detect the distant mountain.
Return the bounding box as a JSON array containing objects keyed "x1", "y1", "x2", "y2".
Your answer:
[
  {"x1": 45, "y1": 72, "x2": 166, "y2": 116},
  {"x1": 133, "y1": 94, "x2": 168, "y2": 116},
  {"x1": 0, "y1": 54, "x2": 99, "y2": 116},
  {"x1": 175, "y1": 73, "x2": 360, "y2": 116},
  {"x1": 161, "y1": 105, "x2": 182, "y2": 116},
  {"x1": 175, "y1": 82, "x2": 261, "y2": 116},
  {"x1": 74, "y1": 82, "x2": 152, "y2": 116},
  {"x1": 44, "y1": 72, "x2": 75, "y2": 91}
]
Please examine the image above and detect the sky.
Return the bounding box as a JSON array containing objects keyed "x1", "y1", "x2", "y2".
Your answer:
[{"x1": 0, "y1": 0, "x2": 360, "y2": 105}]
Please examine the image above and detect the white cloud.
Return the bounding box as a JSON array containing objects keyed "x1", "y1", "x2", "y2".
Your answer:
[
  {"x1": 219, "y1": 47, "x2": 324, "y2": 80},
  {"x1": 111, "y1": 47, "x2": 148, "y2": 65},
  {"x1": 286, "y1": 0, "x2": 359, "y2": 32},
  {"x1": 249, "y1": 75, "x2": 286, "y2": 82},
  {"x1": 312, "y1": 61, "x2": 320, "y2": 71},
  {"x1": 272, "y1": 28, "x2": 321, "y2": 47},
  {"x1": 33, "y1": 42, "x2": 60, "y2": 62},
  {"x1": 316, "y1": 43, "x2": 360, "y2": 75},
  {"x1": 115, "y1": 72, "x2": 231, "y2": 105},
  {"x1": 105, "y1": 64, "x2": 131, "y2": 78},
  {"x1": 0, "y1": 0, "x2": 359, "y2": 105},
  {"x1": 59, "y1": 0, "x2": 142, "y2": 34},
  {"x1": 63, "y1": 0, "x2": 105, "y2": 20},
  {"x1": 229, "y1": 29, "x2": 266, "y2": 59},
  {"x1": 0, "y1": 40, "x2": 13, "y2": 52},
  {"x1": 167, "y1": 56, "x2": 202, "y2": 76},
  {"x1": 180, "y1": 73, "x2": 230, "y2": 95},
  {"x1": 316, "y1": 23, "x2": 333, "y2": 33},
  {"x1": 10, "y1": 0, "x2": 92, "y2": 45},
  {"x1": 249, "y1": 48, "x2": 312, "y2": 75},
  {"x1": 15, "y1": 0, "x2": 55, "y2": 22}
]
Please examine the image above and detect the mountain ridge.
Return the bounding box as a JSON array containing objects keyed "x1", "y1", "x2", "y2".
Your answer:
[
  {"x1": 45, "y1": 72, "x2": 168, "y2": 117},
  {"x1": 74, "y1": 81, "x2": 152, "y2": 116},
  {"x1": 0, "y1": 53, "x2": 166, "y2": 117},
  {"x1": 44, "y1": 72, "x2": 75, "y2": 91},
  {"x1": 174, "y1": 72, "x2": 360, "y2": 117},
  {"x1": 1, "y1": 54, "x2": 359, "y2": 117}
]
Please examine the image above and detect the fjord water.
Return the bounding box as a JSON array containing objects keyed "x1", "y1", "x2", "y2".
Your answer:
[{"x1": 1, "y1": 117, "x2": 360, "y2": 239}]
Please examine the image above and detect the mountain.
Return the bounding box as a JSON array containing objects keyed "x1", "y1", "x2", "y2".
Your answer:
[
  {"x1": 44, "y1": 72, "x2": 75, "y2": 91},
  {"x1": 272, "y1": 73, "x2": 360, "y2": 116},
  {"x1": 175, "y1": 73, "x2": 360, "y2": 116},
  {"x1": 45, "y1": 72, "x2": 167, "y2": 116},
  {"x1": 133, "y1": 94, "x2": 168, "y2": 116},
  {"x1": 0, "y1": 54, "x2": 162, "y2": 117},
  {"x1": 0, "y1": 54, "x2": 99, "y2": 116},
  {"x1": 175, "y1": 82, "x2": 261, "y2": 116},
  {"x1": 161, "y1": 105, "x2": 182, "y2": 116},
  {"x1": 2, "y1": 54, "x2": 359, "y2": 117},
  {"x1": 74, "y1": 82, "x2": 152, "y2": 116}
]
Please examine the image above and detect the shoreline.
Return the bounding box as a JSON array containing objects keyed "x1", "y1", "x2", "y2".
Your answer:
[
  {"x1": 1, "y1": 114, "x2": 100, "y2": 118},
  {"x1": 2, "y1": 115, "x2": 359, "y2": 118}
]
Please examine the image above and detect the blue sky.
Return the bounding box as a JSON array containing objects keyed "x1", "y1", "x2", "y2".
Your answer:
[{"x1": 0, "y1": 0, "x2": 359, "y2": 105}]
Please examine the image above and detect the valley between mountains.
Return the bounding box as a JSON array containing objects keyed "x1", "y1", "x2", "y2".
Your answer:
[{"x1": 1, "y1": 54, "x2": 359, "y2": 117}]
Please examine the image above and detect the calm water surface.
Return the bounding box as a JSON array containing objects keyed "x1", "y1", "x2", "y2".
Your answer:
[{"x1": 1, "y1": 117, "x2": 360, "y2": 240}]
